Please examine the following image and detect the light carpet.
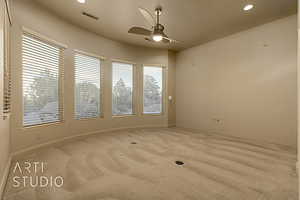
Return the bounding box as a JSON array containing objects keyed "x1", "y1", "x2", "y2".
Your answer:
[{"x1": 3, "y1": 128, "x2": 298, "y2": 200}]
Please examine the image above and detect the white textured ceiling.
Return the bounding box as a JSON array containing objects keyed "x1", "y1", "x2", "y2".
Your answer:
[{"x1": 33, "y1": 0, "x2": 297, "y2": 51}]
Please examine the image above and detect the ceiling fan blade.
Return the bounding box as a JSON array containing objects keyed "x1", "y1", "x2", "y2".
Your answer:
[
  {"x1": 139, "y1": 7, "x2": 155, "y2": 27},
  {"x1": 145, "y1": 37, "x2": 154, "y2": 42},
  {"x1": 128, "y1": 27, "x2": 152, "y2": 36},
  {"x1": 161, "y1": 33, "x2": 171, "y2": 43},
  {"x1": 162, "y1": 38, "x2": 170, "y2": 43},
  {"x1": 162, "y1": 36, "x2": 179, "y2": 43}
]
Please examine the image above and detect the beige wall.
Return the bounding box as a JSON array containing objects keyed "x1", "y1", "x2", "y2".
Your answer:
[
  {"x1": 10, "y1": 0, "x2": 176, "y2": 153},
  {"x1": 297, "y1": 0, "x2": 299, "y2": 197},
  {"x1": 0, "y1": 119, "x2": 9, "y2": 191},
  {"x1": 168, "y1": 51, "x2": 176, "y2": 126},
  {"x1": 0, "y1": 0, "x2": 10, "y2": 196},
  {"x1": 176, "y1": 15, "x2": 297, "y2": 148}
]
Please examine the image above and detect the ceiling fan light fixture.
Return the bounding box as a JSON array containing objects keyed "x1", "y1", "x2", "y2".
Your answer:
[
  {"x1": 152, "y1": 34, "x2": 163, "y2": 42},
  {"x1": 243, "y1": 4, "x2": 254, "y2": 11},
  {"x1": 77, "y1": 0, "x2": 86, "y2": 4},
  {"x1": 152, "y1": 27, "x2": 164, "y2": 42}
]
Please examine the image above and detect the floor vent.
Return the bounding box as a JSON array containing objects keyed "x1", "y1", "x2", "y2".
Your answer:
[
  {"x1": 175, "y1": 161, "x2": 184, "y2": 166},
  {"x1": 131, "y1": 142, "x2": 137, "y2": 144}
]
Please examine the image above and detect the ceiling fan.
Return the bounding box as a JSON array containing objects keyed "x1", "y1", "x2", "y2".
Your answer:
[{"x1": 128, "y1": 7, "x2": 178, "y2": 43}]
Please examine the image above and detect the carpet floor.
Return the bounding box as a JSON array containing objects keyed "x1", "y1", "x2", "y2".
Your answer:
[{"x1": 3, "y1": 128, "x2": 298, "y2": 200}]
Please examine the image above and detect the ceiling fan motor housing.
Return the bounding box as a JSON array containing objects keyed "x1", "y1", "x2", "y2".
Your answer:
[{"x1": 153, "y1": 24, "x2": 164, "y2": 35}]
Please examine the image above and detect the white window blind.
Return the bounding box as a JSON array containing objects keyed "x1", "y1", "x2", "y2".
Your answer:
[
  {"x1": 143, "y1": 66, "x2": 163, "y2": 114},
  {"x1": 0, "y1": 2, "x2": 4, "y2": 117},
  {"x1": 112, "y1": 62, "x2": 134, "y2": 116},
  {"x1": 22, "y1": 33, "x2": 64, "y2": 127},
  {"x1": 3, "y1": 7, "x2": 11, "y2": 115},
  {"x1": 75, "y1": 52, "x2": 101, "y2": 119}
]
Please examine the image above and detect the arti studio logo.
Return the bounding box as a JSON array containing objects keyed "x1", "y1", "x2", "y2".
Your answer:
[{"x1": 12, "y1": 161, "x2": 64, "y2": 188}]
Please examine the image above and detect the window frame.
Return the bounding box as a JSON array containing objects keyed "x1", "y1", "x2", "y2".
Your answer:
[
  {"x1": 142, "y1": 65, "x2": 166, "y2": 116},
  {"x1": 3, "y1": 3, "x2": 11, "y2": 118},
  {"x1": 111, "y1": 59, "x2": 136, "y2": 117},
  {"x1": 73, "y1": 49, "x2": 105, "y2": 120},
  {"x1": 21, "y1": 28, "x2": 66, "y2": 127}
]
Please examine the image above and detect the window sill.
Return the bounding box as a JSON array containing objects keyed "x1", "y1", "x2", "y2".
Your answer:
[
  {"x1": 112, "y1": 114, "x2": 137, "y2": 118},
  {"x1": 22, "y1": 121, "x2": 65, "y2": 130},
  {"x1": 75, "y1": 116, "x2": 104, "y2": 121},
  {"x1": 142, "y1": 113, "x2": 163, "y2": 116}
]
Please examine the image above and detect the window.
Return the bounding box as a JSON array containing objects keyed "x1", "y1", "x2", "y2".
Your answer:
[
  {"x1": 0, "y1": 2, "x2": 5, "y2": 116},
  {"x1": 1, "y1": 0, "x2": 11, "y2": 118},
  {"x1": 143, "y1": 66, "x2": 163, "y2": 114},
  {"x1": 75, "y1": 51, "x2": 102, "y2": 119},
  {"x1": 112, "y1": 62, "x2": 134, "y2": 116},
  {"x1": 3, "y1": 4, "x2": 11, "y2": 116},
  {"x1": 22, "y1": 32, "x2": 64, "y2": 126}
]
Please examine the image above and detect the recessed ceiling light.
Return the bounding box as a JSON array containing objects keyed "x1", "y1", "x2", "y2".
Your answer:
[
  {"x1": 77, "y1": 0, "x2": 86, "y2": 4},
  {"x1": 243, "y1": 4, "x2": 254, "y2": 11}
]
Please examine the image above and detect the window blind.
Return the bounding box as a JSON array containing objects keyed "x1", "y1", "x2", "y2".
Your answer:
[
  {"x1": 3, "y1": 9, "x2": 11, "y2": 115},
  {"x1": 143, "y1": 66, "x2": 163, "y2": 114},
  {"x1": 112, "y1": 62, "x2": 134, "y2": 116},
  {"x1": 22, "y1": 33, "x2": 64, "y2": 126},
  {"x1": 74, "y1": 52, "x2": 101, "y2": 119}
]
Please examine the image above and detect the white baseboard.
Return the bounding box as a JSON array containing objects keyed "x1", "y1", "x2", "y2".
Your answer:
[
  {"x1": 12, "y1": 125, "x2": 167, "y2": 158},
  {"x1": 0, "y1": 156, "x2": 12, "y2": 200}
]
